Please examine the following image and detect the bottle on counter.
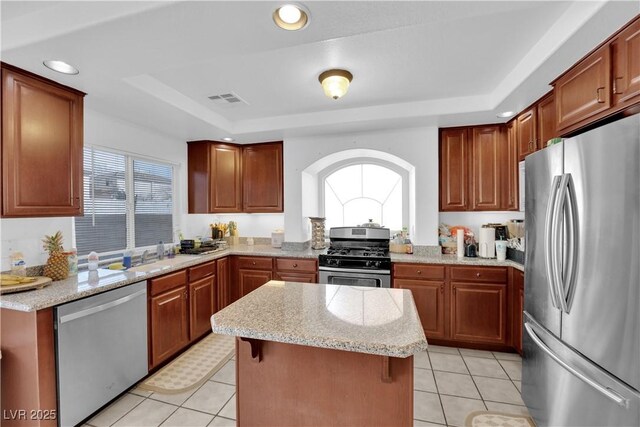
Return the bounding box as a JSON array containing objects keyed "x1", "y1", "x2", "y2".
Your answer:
[
  {"x1": 88, "y1": 251, "x2": 99, "y2": 271},
  {"x1": 123, "y1": 250, "x2": 133, "y2": 269},
  {"x1": 157, "y1": 241, "x2": 165, "y2": 260},
  {"x1": 68, "y1": 248, "x2": 78, "y2": 276}
]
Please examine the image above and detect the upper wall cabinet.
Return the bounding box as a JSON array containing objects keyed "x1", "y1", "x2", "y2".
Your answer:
[
  {"x1": 554, "y1": 15, "x2": 640, "y2": 136},
  {"x1": 187, "y1": 140, "x2": 283, "y2": 214},
  {"x1": 516, "y1": 107, "x2": 536, "y2": 162},
  {"x1": 1, "y1": 63, "x2": 85, "y2": 218},
  {"x1": 242, "y1": 142, "x2": 283, "y2": 213},
  {"x1": 439, "y1": 125, "x2": 516, "y2": 212}
]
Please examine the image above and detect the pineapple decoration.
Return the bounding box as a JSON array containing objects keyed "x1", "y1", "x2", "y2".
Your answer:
[{"x1": 42, "y1": 231, "x2": 69, "y2": 281}]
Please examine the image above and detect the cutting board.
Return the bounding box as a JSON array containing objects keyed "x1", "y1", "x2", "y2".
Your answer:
[{"x1": 0, "y1": 276, "x2": 53, "y2": 294}]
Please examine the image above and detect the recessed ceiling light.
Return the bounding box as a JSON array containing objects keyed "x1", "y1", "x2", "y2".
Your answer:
[
  {"x1": 222, "y1": 137, "x2": 235, "y2": 142},
  {"x1": 318, "y1": 69, "x2": 353, "y2": 100},
  {"x1": 497, "y1": 111, "x2": 515, "y2": 118},
  {"x1": 43, "y1": 60, "x2": 79, "y2": 75},
  {"x1": 273, "y1": 4, "x2": 309, "y2": 31}
]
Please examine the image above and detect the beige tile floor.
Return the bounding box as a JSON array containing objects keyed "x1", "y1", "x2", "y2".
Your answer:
[{"x1": 84, "y1": 345, "x2": 526, "y2": 427}]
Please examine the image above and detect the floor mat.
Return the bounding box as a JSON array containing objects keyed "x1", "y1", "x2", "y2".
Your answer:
[
  {"x1": 465, "y1": 410, "x2": 536, "y2": 427},
  {"x1": 139, "y1": 333, "x2": 235, "y2": 394}
]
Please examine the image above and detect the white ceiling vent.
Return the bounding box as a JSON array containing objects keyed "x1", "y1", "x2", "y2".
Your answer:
[{"x1": 207, "y1": 92, "x2": 248, "y2": 106}]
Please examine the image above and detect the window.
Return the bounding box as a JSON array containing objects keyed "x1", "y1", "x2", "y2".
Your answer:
[
  {"x1": 75, "y1": 146, "x2": 174, "y2": 256},
  {"x1": 323, "y1": 163, "x2": 403, "y2": 231}
]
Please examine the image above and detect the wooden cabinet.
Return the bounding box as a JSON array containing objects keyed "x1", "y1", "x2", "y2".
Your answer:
[
  {"x1": 1, "y1": 63, "x2": 85, "y2": 217},
  {"x1": 513, "y1": 269, "x2": 525, "y2": 355},
  {"x1": 439, "y1": 125, "x2": 514, "y2": 211},
  {"x1": 537, "y1": 93, "x2": 557, "y2": 148},
  {"x1": 450, "y1": 282, "x2": 508, "y2": 345},
  {"x1": 235, "y1": 256, "x2": 274, "y2": 297},
  {"x1": 612, "y1": 17, "x2": 640, "y2": 108},
  {"x1": 470, "y1": 126, "x2": 503, "y2": 211},
  {"x1": 439, "y1": 128, "x2": 468, "y2": 211},
  {"x1": 149, "y1": 286, "x2": 189, "y2": 368},
  {"x1": 516, "y1": 108, "x2": 537, "y2": 161},
  {"x1": 274, "y1": 258, "x2": 318, "y2": 283},
  {"x1": 502, "y1": 120, "x2": 518, "y2": 211},
  {"x1": 188, "y1": 261, "x2": 216, "y2": 341},
  {"x1": 554, "y1": 43, "x2": 611, "y2": 133},
  {"x1": 187, "y1": 140, "x2": 282, "y2": 214},
  {"x1": 217, "y1": 256, "x2": 231, "y2": 310},
  {"x1": 396, "y1": 279, "x2": 448, "y2": 340},
  {"x1": 243, "y1": 142, "x2": 283, "y2": 213}
]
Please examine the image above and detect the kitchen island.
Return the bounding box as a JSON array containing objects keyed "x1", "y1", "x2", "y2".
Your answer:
[{"x1": 211, "y1": 280, "x2": 427, "y2": 426}]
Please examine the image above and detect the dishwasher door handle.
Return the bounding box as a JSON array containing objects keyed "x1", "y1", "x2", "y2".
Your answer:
[{"x1": 59, "y1": 288, "x2": 147, "y2": 324}]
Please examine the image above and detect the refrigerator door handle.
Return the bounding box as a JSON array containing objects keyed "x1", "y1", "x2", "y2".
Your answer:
[
  {"x1": 524, "y1": 322, "x2": 629, "y2": 408},
  {"x1": 550, "y1": 174, "x2": 571, "y2": 313},
  {"x1": 561, "y1": 174, "x2": 579, "y2": 313},
  {"x1": 545, "y1": 175, "x2": 562, "y2": 308}
]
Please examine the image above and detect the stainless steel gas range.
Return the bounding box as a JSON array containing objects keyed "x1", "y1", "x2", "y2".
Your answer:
[{"x1": 318, "y1": 227, "x2": 391, "y2": 288}]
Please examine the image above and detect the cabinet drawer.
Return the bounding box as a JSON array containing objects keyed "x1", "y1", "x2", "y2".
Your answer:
[
  {"x1": 393, "y1": 264, "x2": 445, "y2": 280},
  {"x1": 275, "y1": 258, "x2": 317, "y2": 273},
  {"x1": 236, "y1": 256, "x2": 273, "y2": 270},
  {"x1": 149, "y1": 270, "x2": 187, "y2": 296},
  {"x1": 188, "y1": 260, "x2": 216, "y2": 282},
  {"x1": 450, "y1": 266, "x2": 507, "y2": 283}
]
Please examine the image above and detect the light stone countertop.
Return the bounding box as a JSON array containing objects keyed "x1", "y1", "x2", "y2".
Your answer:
[
  {"x1": 0, "y1": 244, "x2": 522, "y2": 312},
  {"x1": 211, "y1": 280, "x2": 428, "y2": 358}
]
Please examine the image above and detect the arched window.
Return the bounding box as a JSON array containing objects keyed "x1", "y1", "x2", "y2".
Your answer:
[{"x1": 323, "y1": 163, "x2": 404, "y2": 231}]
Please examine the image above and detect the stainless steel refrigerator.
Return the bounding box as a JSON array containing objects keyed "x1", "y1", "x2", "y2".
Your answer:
[{"x1": 523, "y1": 114, "x2": 640, "y2": 427}]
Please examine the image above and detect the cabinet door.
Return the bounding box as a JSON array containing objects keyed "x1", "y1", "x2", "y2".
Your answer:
[
  {"x1": 516, "y1": 108, "x2": 537, "y2": 161},
  {"x1": 210, "y1": 144, "x2": 242, "y2": 213},
  {"x1": 150, "y1": 286, "x2": 189, "y2": 368},
  {"x1": 274, "y1": 272, "x2": 317, "y2": 283},
  {"x1": 216, "y1": 256, "x2": 230, "y2": 310},
  {"x1": 470, "y1": 126, "x2": 502, "y2": 211},
  {"x1": 537, "y1": 93, "x2": 557, "y2": 149},
  {"x1": 187, "y1": 142, "x2": 210, "y2": 214},
  {"x1": 513, "y1": 271, "x2": 525, "y2": 355},
  {"x1": 612, "y1": 17, "x2": 640, "y2": 107},
  {"x1": 439, "y1": 128, "x2": 468, "y2": 211},
  {"x1": 242, "y1": 142, "x2": 283, "y2": 213},
  {"x1": 554, "y1": 43, "x2": 611, "y2": 132},
  {"x1": 239, "y1": 269, "x2": 273, "y2": 297},
  {"x1": 502, "y1": 120, "x2": 518, "y2": 211},
  {"x1": 189, "y1": 275, "x2": 216, "y2": 341},
  {"x1": 1, "y1": 67, "x2": 84, "y2": 217},
  {"x1": 395, "y1": 279, "x2": 447, "y2": 339},
  {"x1": 451, "y1": 282, "x2": 507, "y2": 345}
]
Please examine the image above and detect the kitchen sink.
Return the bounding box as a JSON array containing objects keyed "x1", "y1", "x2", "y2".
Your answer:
[{"x1": 127, "y1": 255, "x2": 201, "y2": 273}]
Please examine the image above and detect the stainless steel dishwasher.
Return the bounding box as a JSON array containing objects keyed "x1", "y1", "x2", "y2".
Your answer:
[{"x1": 55, "y1": 281, "x2": 148, "y2": 427}]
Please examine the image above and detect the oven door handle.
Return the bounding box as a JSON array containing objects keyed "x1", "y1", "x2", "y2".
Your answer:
[{"x1": 318, "y1": 266, "x2": 390, "y2": 275}]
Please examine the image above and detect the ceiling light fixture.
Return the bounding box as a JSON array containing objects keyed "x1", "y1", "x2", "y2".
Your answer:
[
  {"x1": 318, "y1": 69, "x2": 353, "y2": 100},
  {"x1": 221, "y1": 137, "x2": 235, "y2": 142},
  {"x1": 273, "y1": 4, "x2": 309, "y2": 31},
  {"x1": 497, "y1": 111, "x2": 515, "y2": 118},
  {"x1": 43, "y1": 60, "x2": 79, "y2": 75}
]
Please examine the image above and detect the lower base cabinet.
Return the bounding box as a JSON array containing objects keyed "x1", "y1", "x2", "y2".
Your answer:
[
  {"x1": 239, "y1": 269, "x2": 273, "y2": 297},
  {"x1": 217, "y1": 256, "x2": 230, "y2": 310},
  {"x1": 395, "y1": 279, "x2": 447, "y2": 339},
  {"x1": 150, "y1": 286, "x2": 189, "y2": 368},
  {"x1": 189, "y1": 275, "x2": 216, "y2": 340},
  {"x1": 513, "y1": 270, "x2": 525, "y2": 354},
  {"x1": 450, "y1": 282, "x2": 507, "y2": 344}
]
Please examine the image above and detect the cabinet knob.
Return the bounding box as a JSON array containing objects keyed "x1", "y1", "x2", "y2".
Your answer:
[
  {"x1": 476, "y1": 273, "x2": 481, "y2": 277},
  {"x1": 293, "y1": 263, "x2": 298, "y2": 268},
  {"x1": 417, "y1": 270, "x2": 421, "y2": 275},
  {"x1": 252, "y1": 261, "x2": 256, "y2": 265}
]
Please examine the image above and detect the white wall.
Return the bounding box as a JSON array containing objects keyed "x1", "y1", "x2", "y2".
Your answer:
[
  {"x1": 283, "y1": 127, "x2": 440, "y2": 245},
  {"x1": 182, "y1": 213, "x2": 284, "y2": 239}
]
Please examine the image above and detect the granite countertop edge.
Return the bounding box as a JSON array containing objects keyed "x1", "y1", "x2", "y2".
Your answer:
[
  {"x1": 211, "y1": 324, "x2": 428, "y2": 358},
  {"x1": 0, "y1": 245, "x2": 523, "y2": 312}
]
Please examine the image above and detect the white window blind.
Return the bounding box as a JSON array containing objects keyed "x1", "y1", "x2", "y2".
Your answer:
[{"x1": 75, "y1": 147, "x2": 174, "y2": 256}]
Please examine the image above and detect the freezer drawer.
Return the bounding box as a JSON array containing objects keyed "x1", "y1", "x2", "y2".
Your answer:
[
  {"x1": 55, "y1": 281, "x2": 148, "y2": 427},
  {"x1": 522, "y1": 313, "x2": 640, "y2": 427}
]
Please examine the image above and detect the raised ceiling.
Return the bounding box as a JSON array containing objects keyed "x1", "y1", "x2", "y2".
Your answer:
[{"x1": 1, "y1": 1, "x2": 638, "y2": 142}]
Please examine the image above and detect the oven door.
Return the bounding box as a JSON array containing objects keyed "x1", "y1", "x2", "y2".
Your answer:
[{"x1": 319, "y1": 267, "x2": 390, "y2": 288}]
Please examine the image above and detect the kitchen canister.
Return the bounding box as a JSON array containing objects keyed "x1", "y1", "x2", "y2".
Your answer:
[
  {"x1": 271, "y1": 229, "x2": 284, "y2": 248},
  {"x1": 479, "y1": 226, "x2": 496, "y2": 258},
  {"x1": 309, "y1": 217, "x2": 326, "y2": 250}
]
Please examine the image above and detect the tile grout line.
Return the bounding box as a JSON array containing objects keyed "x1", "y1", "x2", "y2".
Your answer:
[
  {"x1": 459, "y1": 353, "x2": 489, "y2": 412},
  {"x1": 426, "y1": 350, "x2": 450, "y2": 426},
  {"x1": 106, "y1": 394, "x2": 148, "y2": 427}
]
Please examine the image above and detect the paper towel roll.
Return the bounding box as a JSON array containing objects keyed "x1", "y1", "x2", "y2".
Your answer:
[{"x1": 457, "y1": 229, "x2": 464, "y2": 258}]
